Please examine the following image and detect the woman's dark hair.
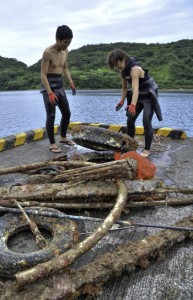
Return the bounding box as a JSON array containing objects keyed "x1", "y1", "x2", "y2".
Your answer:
[
  {"x1": 56, "y1": 25, "x2": 73, "y2": 41},
  {"x1": 107, "y1": 49, "x2": 129, "y2": 69}
]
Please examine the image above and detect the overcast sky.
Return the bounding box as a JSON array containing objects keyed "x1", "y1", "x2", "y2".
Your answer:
[{"x1": 0, "y1": 0, "x2": 192, "y2": 66}]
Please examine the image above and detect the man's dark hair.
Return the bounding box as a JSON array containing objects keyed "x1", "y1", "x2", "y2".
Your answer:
[{"x1": 56, "y1": 25, "x2": 73, "y2": 41}]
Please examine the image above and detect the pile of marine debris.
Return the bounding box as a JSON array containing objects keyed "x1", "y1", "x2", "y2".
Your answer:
[{"x1": 0, "y1": 125, "x2": 193, "y2": 299}]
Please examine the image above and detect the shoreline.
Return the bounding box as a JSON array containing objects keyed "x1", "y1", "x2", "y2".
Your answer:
[{"x1": 1, "y1": 88, "x2": 193, "y2": 93}]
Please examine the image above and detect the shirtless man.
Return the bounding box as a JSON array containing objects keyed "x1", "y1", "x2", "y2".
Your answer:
[{"x1": 41, "y1": 25, "x2": 76, "y2": 153}]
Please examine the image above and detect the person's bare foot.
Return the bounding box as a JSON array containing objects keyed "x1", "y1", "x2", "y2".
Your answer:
[
  {"x1": 50, "y1": 143, "x2": 62, "y2": 153},
  {"x1": 141, "y1": 150, "x2": 150, "y2": 157},
  {"x1": 59, "y1": 138, "x2": 75, "y2": 146}
]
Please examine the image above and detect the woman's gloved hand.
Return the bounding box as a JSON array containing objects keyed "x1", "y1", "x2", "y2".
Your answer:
[
  {"x1": 116, "y1": 100, "x2": 124, "y2": 111},
  {"x1": 127, "y1": 104, "x2": 136, "y2": 116}
]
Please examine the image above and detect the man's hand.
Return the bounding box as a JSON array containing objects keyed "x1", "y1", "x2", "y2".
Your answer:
[
  {"x1": 70, "y1": 82, "x2": 76, "y2": 95},
  {"x1": 48, "y1": 92, "x2": 58, "y2": 106},
  {"x1": 127, "y1": 104, "x2": 136, "y2": 116},
  {"x1": 116, "y1": 100, "x2": 124, "y2": 111}
]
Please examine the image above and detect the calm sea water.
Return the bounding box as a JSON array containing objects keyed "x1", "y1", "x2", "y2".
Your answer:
[{"x1": 0, "y1": 90, "x2": 193, "y2": 138}]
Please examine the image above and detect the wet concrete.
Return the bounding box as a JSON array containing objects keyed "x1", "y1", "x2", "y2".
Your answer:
[{"x1": 0, "y1": 133, "x2": 193, "y2": 299}]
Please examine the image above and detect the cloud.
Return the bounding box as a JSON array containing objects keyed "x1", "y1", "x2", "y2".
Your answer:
[{"x1": 0, "y1": 0, "x2": 192, "y2": 66}]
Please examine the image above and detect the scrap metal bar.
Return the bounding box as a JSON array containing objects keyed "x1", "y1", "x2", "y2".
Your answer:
[{"x1": 1, "y1": 206, "x2": 193, "y2": 232}]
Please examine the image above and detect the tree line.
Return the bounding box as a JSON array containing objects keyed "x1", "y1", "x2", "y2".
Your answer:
[{"x1": 0, "y1": 39, "x2": 193, "y2": 91}]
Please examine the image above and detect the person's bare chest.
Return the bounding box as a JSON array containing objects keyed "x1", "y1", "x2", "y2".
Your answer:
[{"x1": 50, "y1": 50, "x2": 67, "y2": 69}]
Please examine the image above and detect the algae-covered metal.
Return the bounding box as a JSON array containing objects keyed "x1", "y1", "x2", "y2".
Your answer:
[
  {"x1": 15, "y1": 180, "x2": 128, "y2": 286},
  {"x1": 0, "y1": 207, "x2": 79, "y2": 278},
  {"x1": 72, "y1": 125, "x2": 139, "y2": 151}
]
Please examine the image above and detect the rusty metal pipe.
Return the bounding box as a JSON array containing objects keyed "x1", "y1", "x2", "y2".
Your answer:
[{"x1": 0, "y1": 206, "x2": 193, "y2": 232}]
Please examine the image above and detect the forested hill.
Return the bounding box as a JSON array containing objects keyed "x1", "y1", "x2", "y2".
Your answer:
[{"x1": 0, "y1": 39, "x2": 193, "y2": 91}]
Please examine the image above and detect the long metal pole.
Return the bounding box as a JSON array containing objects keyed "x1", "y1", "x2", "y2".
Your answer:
[{"x1": 0, "y1": 206, "x2": 193, "y2": 232}]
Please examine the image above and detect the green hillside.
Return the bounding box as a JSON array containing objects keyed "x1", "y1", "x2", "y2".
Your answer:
[{"x1": 0, "y1": 39, "x2": 193, "y2": 91}]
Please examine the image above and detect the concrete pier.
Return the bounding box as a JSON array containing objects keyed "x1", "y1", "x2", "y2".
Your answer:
[{"x1": 0, "y1": 129, "x2": 192, "y2": 300}]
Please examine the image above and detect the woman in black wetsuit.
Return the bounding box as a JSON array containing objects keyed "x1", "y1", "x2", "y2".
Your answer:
[{"x1": 107, "y1": 49, "x2": 162, "y2": 157}]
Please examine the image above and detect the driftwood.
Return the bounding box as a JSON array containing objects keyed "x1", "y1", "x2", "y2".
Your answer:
[{"x1": 15, "y1": 179, "x2": 128, "y2": 286}]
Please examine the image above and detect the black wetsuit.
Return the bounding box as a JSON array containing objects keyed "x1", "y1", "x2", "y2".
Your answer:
[
  {"x1": 121, "y1": 58, "x2": 162, "y2": 151},
  {"x1": 40, "y1": 74, "x2": 71, "y2": 144}
]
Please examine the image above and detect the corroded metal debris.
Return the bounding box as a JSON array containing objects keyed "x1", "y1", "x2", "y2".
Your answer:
[
  {"x1": 1, "y1": 215, "x2": 193, "y2": 299},
  {"x1": 56, "y1": 215, "x2": 193, "y2": 299},
  {"x1": 0, "y1": 207, "x2": 79, "y2": 278},
  {"x1": 1, "y1": 177, "x2": 193, "y2": 209},
  {"x1": 72, "y1": 125, "x2": 139, "y2": 151},
  {"x1": 25, "y1": 158, "x2": 137, "y2": 184},
  {"x1": 15, "y1": 180, "x2": 128, "y2": 286},
  {"x1": 0, "y1": 143, "x2": 193, "y2": 298},
  {"x1": 0, "y1": 160, "x2": 95, "y2": 176},
  {"x1": 70, "y1": 150, "x2": 115, "y2": 163}
]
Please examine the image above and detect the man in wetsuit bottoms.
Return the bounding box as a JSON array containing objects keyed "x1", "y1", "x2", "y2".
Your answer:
[{"x1": 41, "y1": 25, "x2": 76, "y2": 153}]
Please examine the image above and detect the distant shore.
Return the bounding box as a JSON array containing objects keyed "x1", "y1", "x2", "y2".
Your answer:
[
  {"x1": 159, "y1": 89, "x2": 193, "y2": 93},
  {"x1": 1, "y1": 88, "x2": 193, "y2": 93}
]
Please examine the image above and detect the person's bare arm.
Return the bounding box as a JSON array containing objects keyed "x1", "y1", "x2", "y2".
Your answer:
[
  {"x1": 130, "y1": 68, "x2": 140, "y2": 105},
  {"x1": 120, "y1": 76, "x2": 128, "y2": 102},
  {"x1": 62, "y1": 51, "x2": 73, "y2": 84},
  {"x1": 41, "y1": 50, "x2": 52, "y2": 94},
  {"x1": 115, "y1": 76, "x2": 128, "y2": 111}
]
